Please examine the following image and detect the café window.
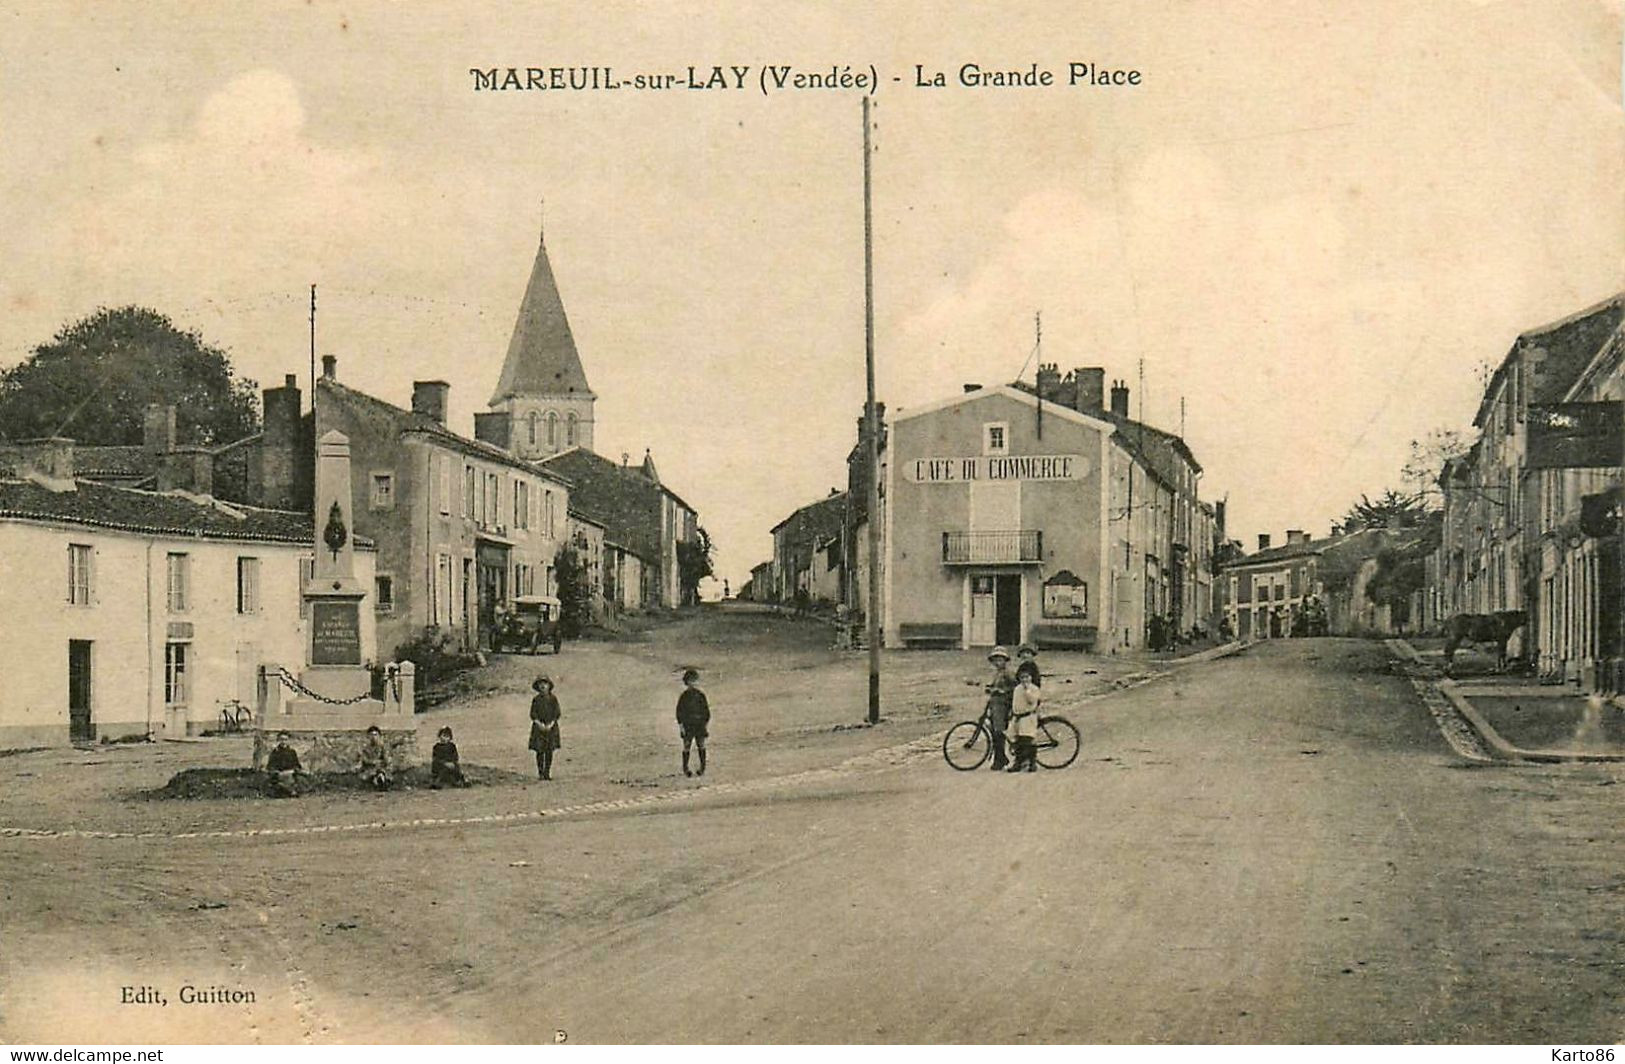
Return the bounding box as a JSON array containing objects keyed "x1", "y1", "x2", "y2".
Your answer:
[
  {"x1": 68, "y1": 543, "x2": 93, "y2": 605},
  {"x1": 463, "y1": 465, "x2": 477, "y2": 519},
  {"x1": 166, "y1": 552, "x2": 190, "y2": 613},
  {"x1": 236, "y1": 556, "x2": 260, "y2": 614},
  {"x1": 983, "y1": 422, "x2": 1008, "y2": 456},
  {"x1": 164, "y1": 641, "x2": 189, "y2": 706}
]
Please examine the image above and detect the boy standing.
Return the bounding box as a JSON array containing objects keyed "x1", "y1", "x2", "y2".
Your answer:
[
  {"x1": 676, "y1": 668, "x2": 710, "y2": 777},
  {"x1": 984, "y1": 647, "x2": 1015, "y2": 770},
  {"x1": 1008, "y1": 665, "x2": 1042, "y2": 773}
]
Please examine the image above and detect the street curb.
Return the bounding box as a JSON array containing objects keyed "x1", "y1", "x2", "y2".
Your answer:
[{"x1": 1390, "y1": 639, "x2": 1625, "y2": 765}]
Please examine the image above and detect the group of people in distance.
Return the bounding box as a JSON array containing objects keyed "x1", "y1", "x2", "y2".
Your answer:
[
  {"x1": 528, "y1": 668, "x2": 712, "y2": 780},
  {"x1": 264, "y1": 722, "x2": 469, "y2": 798},
  {"x1": 983, "y1": 643, "x2": 1043, "y2": 773},
  {"x1": 262, "y1": 668, "x2": 714, "y2": 797}
]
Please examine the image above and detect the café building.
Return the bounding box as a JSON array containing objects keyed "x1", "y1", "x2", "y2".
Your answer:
[{"x1": 883, "y1": 373, "x2": 1210, "y2": 652}]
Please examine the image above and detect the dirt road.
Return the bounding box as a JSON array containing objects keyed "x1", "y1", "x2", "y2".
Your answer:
[{"x1": 2, "y1": 638, "x2": 1619, "y2": 1043}]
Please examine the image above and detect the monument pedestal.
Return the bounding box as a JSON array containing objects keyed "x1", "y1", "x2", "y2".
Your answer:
[
  {"x1": 253, "y1": 661, "x2": 417, "y2": 772},
  {"x1": 251, "y1": 428, "x2": 418, "y2": 773}
]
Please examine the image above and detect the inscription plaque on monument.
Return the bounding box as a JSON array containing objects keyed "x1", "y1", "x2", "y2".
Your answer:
[{"x1": 311, "y1": 601, "x2": 362, "y2": 665}]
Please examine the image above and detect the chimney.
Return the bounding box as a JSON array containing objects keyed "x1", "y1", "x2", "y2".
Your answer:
[
  {"x1": 621, "y1": 452, "x2": 629, "y2": 467},
  {"x1": 412, "y1": 380, "x2": 450, "y2": 425},
  {"x1": 1036, "y1": 363, "x2": 1062, "y2": 402},
  {"x1": 1286, "y1": 529, "x2": 1307, "y2": 546},
  {"x1": 1214, "y1": 499, "x2": 1228, "y2": 537},
  {"x1": 321, "y1": 354, "x2": 337, "y2": 380},
  {"x1": 1257, "y1": 533, "x2": 1272, "y2": 551},
  {"x1": 473, "y1": 411, "x2": 512, "y2": 450},
  {"x1": 1110, "y1": 379, "x2": 1130, "y2": 418},
  {"x1": 963, "y1": 383, "x2": 982, "y2": 393},
  {"x1": 1331, "y1": 522, "x2": 1343, "y2": 537},
  {"x1": 17, "y1": 437, "x2": 75, "y2": 484},
  {"x1": 142, "y1": 404, "x2": 176, "y2": 455},
  {"x1": 1073, "y1": 367, "x2": 1106, "y2": 414},
  {"x1": 159, "y1": 445, "x2": 213, "y2": 495},
  {"x1": 260, "y1": 375, "x2": 304, "y2": 510}
]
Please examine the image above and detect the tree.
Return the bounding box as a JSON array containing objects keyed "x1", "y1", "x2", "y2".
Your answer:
[
  {"x1": 0, "y1": 306, "x2": 259, "y2": 445},
  {"x1": 1341, "y1": 489, "x2": 1429, "y2": 532},
  {"x1": 1400, "y1": 427, "x2": 1472, "y2": 498},
  {"x1": 553, "y1": 544, "x2": 593, "y2": 638},
  {"x1": 676, "y1": 526, "x2": 715, "y2": 606}
]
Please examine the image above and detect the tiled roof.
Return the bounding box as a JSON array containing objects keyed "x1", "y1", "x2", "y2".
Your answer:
[
  {"x1": 0, "y1": 444, "x2": 157, "y2": 482},
  {"x1": 490, "y1": 230, "x2": 593, "y2": 404},
  {"x1": 318, "y1": 379, "x2": 569, "y2": 485},
  {"x1": 1475, "y1": 294, "x2": 1624, "y2": 427},
  {"x1": 1008, "y1": 380, "x2": 1201, "y2": 482},
  {"x1": 0, "y1": 477, "x2": 366, "y2": 546},
  {"x1": 771, "y1": 491, "x2": 847, "y2": 547},
  {"x1": 537, "y1": 449, "x2": 664, "y2": 562}
]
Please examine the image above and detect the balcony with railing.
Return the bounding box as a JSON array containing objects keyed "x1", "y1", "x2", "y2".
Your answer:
[{"x1": 941, "y1": 530, "x2": 1043, "y2": 565}]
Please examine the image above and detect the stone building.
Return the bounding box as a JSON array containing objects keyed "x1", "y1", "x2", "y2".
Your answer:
[
  {"x1": 306, "y1": 359, "x2": 571, "y2": 658},
  {"x1": 1434, "y1": 293, "x2": 1623, "y2": 683},
  {"x1": 0, "y1": 440, "x2": 375, "y2": 748},
  {"x1": 881, "y1": 369, "x2": 1211, "y2": 652},
  {"x1": 770, "y1": 490, "x2": 847, "y2": 607},
  {"x1": 481, "y1": 224, "x2": 596, "y2": 459},
  {"x1": 477, "y1": 218, "x2": 703, "y2": 610}
]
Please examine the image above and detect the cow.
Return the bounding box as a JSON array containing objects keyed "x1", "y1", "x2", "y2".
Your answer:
[{"x1": 1442, "y1": 611, "x2": 1528, "y2": 672}]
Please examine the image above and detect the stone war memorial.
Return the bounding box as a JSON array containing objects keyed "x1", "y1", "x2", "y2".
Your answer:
[{"x1": 253, "y1": 429, "x2": 417, "y2": 771}]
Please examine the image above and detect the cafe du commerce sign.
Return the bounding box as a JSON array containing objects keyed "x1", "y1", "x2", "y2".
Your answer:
[{"x1": 905, "y1": 454, "x2": 1090, "y2": 484}]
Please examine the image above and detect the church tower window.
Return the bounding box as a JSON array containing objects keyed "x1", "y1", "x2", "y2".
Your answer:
[
  {"x1": 527, "y1": 411, "x2": 538, "y2": 447},
  {"x1": 567, "y1": 412, "x2": 578, "y2": 447},
  {"x1": 547, "y1": 412, "x2": 558, "y2": 450}
]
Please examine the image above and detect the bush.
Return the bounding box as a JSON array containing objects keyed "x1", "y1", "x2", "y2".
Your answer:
[{"x1": 391, "y1": 626, "x2": 481, "y2": 694}]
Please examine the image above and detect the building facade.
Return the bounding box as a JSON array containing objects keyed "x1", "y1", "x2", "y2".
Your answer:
[
  {"x1": 0, "y1": 455, "x2": 375, "y2": 749},
  {"x1": 1433, "y1": 294, "x2": 1623, "y2": 685},
  {"x1": 310, "y1": 365, "x2": 570, "y2": 657},
  {"x1": 882, "y1": 373, "x2": 1210, "y2": 652}
]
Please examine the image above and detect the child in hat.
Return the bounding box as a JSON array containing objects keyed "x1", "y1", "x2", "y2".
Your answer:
[
  {"x1": 984, "y1": 647, "x2": 1014, "y2": 770},
  {"x1": 529, "y1": 675, "x2": 562, "y2": 780}
]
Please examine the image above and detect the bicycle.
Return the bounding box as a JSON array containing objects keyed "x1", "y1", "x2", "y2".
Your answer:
[
  {"x1": 942, "y1": 702, "x2": 1080, "y2": 771},
  {"x1": 217, "y1": 699, "x2": 252, "y2": 734}
]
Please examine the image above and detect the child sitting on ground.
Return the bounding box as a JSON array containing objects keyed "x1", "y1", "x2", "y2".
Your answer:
[{"x1": 430, "y1": 726, "x2": 469, "y2": 788}]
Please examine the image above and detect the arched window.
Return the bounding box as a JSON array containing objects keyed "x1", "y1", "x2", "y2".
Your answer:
[
  {"x1": 526, "y1": 411, "x2": 538, "y2": 447},
  {"x1": 566, "y1": 412, "x2": 578, "y2": 447},
  {"x1": 546, "y1": 412, "x2": 558, "y2": 449}
]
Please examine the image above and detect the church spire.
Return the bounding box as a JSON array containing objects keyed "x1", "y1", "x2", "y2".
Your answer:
[{"x1": 489, "y1": 214, "x2": 593, "y2": 406}]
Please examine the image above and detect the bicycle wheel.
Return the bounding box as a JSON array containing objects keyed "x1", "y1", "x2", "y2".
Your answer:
[
  {"x1": 1034, "y1": 715, "x2": 1080, "y2": 769},
  {"x1": 942, "y1": 721, "x2": 991, "y2": 771}
]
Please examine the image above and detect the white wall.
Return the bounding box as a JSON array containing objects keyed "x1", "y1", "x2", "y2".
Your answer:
[{"x1": 0, "y1": 521, "x2": 376, "y2": 746}]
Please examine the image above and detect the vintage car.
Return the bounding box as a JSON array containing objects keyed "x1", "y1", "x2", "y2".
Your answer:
[{"x1": 492, "y1": 594, "x2": 564, "y2": 654}]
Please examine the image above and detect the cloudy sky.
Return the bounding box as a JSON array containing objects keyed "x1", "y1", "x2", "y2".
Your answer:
[{"x1": 2, "y1": 1, "x2": 1620, "y2": 586}]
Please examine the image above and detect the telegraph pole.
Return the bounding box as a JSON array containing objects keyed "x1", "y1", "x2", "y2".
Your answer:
[
  {"x1": 863, "y1": 95, "x2": 882, "y2": 725},
  {"x1": 308, "y1": 284, "x2": 318, "y2": 413}
]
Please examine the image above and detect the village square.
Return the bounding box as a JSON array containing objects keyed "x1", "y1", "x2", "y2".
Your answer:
[
  {"x1": 0, "y1": 2, "x2": 1621, "y2": 1048},
  {"x1": 0, "y1": 210, "x2": 1620, "y2": 1044}
]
